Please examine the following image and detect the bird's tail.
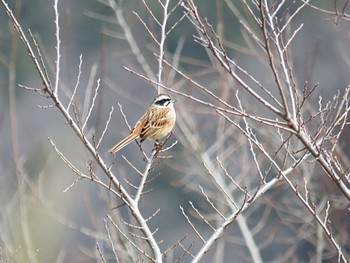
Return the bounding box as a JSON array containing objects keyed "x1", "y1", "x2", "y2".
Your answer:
[{"x1": 108, "y1": 133, "x2": 139, "y2": 153}]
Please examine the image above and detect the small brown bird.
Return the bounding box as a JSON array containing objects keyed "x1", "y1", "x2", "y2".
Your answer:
[{"x1": 108, "y1": 94, "x2": 176, "y2": 153}]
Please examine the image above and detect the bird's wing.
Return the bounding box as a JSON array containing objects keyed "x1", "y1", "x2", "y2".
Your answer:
[{"x1": 140, "y1": 108, "x2": 171, "y2": 141}]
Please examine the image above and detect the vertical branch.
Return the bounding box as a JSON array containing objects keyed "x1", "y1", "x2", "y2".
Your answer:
[
  {"x1": 157, "y1": 0, "x2": 170, "y2": 93},
  {"x1": 134, "y1": 155, "x2": 154, "y2": 204},
  {"x1": 53, "y1": 0, "x2": 61, "y2": 94},
  {"x1": 260, "y1": 0, "x2": 310, "y2": 121},
  {"x1": 258, "y1": 0, "x2": 291, "y2": 119}
]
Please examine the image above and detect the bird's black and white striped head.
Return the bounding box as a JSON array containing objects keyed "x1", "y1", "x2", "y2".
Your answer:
[{"x1": 152, "y1": 94, "x2": 175, "y2": 108}]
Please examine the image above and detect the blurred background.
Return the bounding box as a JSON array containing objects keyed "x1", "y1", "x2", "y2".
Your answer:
[{"x1": 0, "y1": 0, "x2": 350, "y2": 262}]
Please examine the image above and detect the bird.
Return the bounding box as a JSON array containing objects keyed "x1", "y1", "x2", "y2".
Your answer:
[{"x1": 108, "y1": 94, "x2": 176, "y2": 153}]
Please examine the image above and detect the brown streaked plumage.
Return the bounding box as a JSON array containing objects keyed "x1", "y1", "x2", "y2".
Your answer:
[{"x1": 108, "y1": 94, "x2": 176, "y2": 153}]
